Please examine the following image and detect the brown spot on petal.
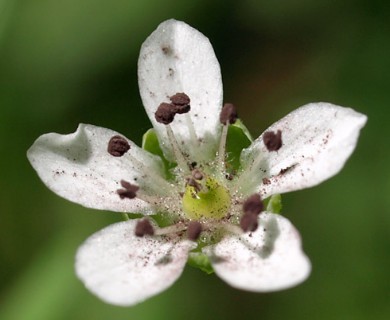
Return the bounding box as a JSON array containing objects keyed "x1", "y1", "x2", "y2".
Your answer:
[
  {"x1": 161, "y1": 46, "x2": 172, "y2": 55},
  {"x1": 280, "y1": 167, "x2": 288, "y2": 175},
  {"x1": 263, "y1": 130, "x2": 282, "y2": 151},
  {"x1": 135, "y1": 219, "x2": 154, "y2": 237},
  {"x1": 187, "y1": 221, "x2": 202, "y2": 241},
  {"x1": 107, "y1": 135, "x2": 130, "y2": 157},
  {"x1": 279, "y1": 164, "x2": 297, "y2": 175},
  {"x1": 262, "y1": 177, "x2": 271, "y2": 185},
  {"x1": 220, "y1": 103, "x2": 238, "y2": 125}
]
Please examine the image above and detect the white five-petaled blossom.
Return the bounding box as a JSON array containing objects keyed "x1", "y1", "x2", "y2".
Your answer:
[{"x1": 27, "y1": 19, "x2": 367, "y2": 306}]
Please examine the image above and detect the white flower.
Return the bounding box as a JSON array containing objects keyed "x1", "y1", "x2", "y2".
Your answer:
[{"x1": 27, "y1": 19, "x2": 367, "y2": 306}]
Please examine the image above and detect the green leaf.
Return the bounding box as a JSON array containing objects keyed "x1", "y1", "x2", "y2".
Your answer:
[
  {"x1": 187, "y1": 252, "x2": 214, "y2": 274},
  {"x1": 225, "y1": 119, "x2": 253, "y2": 171}
]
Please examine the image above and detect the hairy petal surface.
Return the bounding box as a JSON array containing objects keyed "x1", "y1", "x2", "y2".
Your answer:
[
  {"x1": 75, "y1": 220, "x2": 195, "y2": 306},
  {"x1": 138, "y1": 19, "x2": 223, "y2": 162},
  {"x1": 27, "y1": 124, "x2": 169, "y2": 214},
  {"x1": 238, "y1": 103, "x2": 367, "y2": 197},
  {"x1": 204, "y1": 212, "x2": 311, "y2": 291}
]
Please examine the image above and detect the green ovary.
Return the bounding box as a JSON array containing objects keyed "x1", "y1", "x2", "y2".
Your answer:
[{"x1": 182, "y1": 178, "x2": 231, "y2": 220}]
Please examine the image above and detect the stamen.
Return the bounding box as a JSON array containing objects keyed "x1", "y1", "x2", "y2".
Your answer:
[
  {"x1": 154, "y1": 222, "x2": 187, "y2": 236},
  {"x1": 219, "y1": 103, "x2": 238, "y2": 125},
  {"x1": 166, "y1": 125, "x2": 189, "y2": 172},
  {"x1": 172, "y1": 92, "x2": 198, "y2": 148},
  {"x1": 165, "y1": 93, "x2": 198, "y2": 149},
  {"x1": 222, "y1": 223, "x2": 244, "y2": 236},
  {"x1": 217, "y1": 124, "x2": 229, "y2": 172},
  {"x1": 170, "y1": 92, "x2": 191, "y2": 114},
  {"x1": 233, "y1": 130, "x2": 282, "y2": 191},
  {"x1": 243, "y1": 194, "x2": 264, "y2": 215},
  {"x1": 240, "y1": 211, "x2": 258, "y2": 232},
  {"x1": 184, "y1": 113, "x2": 199, "y2": 148},
  {"x1": 155, "y1": 96, "x2": 195, "y2": 172},
  {"x1": 176, "y1": 104, "x2": 191, "y2": 114},
  {"x1": 192, "y1": 169, "x2": 203, "y2": 180},
  {"x1": 204, "y1": 220, "x2": 244, "y2": 236},
  {"x1": 186, "y1": 177, "x2": 202, "y2": 192},
  {"x1": 263, "y1": 130, "x2": 282, "y2": 151},
  {"x1": 217, "y1": 103, "x2": 238, "y2": 176},
  {"x1": 170, "y1": 92, "x2": 190, "y2": 106},
  {"x1": 240, "y1": 194, "x2": 263, "y2": 233},
  {"x1": 117, "y1": 179, "x2": 180, "y2": 212},
  {"x1": 126, "y1": 154, "x2": 175, "y2": 194},
  {"x1": 155, "y1": 94, "x2": 191, "y2": 125},
  {"x1": 117, "y1": 180, "x2": 139, "y2": 199},
  {"x1": 225, "y1": 173, "x2": 234, "y2": 181},
  {"x1": 187, "y1": 221, "x2": 202, "y2": 241},
  {"x1": 155, "y1": 103, "x2": 177, "y2": 125},
  {"x1": 107, "y1": 135, "x2": 130, "y2": 157},
  {"x1": 135, "y1": 219, "x2": 154, "y2": 237}
]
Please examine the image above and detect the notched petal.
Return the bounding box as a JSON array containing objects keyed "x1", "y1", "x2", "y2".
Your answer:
[
  {"x1": 75, "y1": 220, "x2": 195, "y2": 306},
  {"x1": 138, "y1": 19, "x2": 223, "y2": 162},
  {"x1": 239, "y1": 103, "x2": 367, "y2": 197},
  {"x1": 204, "y1": 213, "x2": 311, "y2": 292},
  {"x1": 27, "y1": 124, "x2": 167, "y2": 213}
]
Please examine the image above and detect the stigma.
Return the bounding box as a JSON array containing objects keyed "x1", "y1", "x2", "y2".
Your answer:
[{"x1": 182, "y1": 176, "x2": 231, "y2": 220}]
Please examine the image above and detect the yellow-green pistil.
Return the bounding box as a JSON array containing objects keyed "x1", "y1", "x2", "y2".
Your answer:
[{"x1": 182, "y1": 177, "x2": 231, "y2": 219}]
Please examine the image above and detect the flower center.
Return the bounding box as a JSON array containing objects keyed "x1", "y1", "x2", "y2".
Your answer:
[
  {"x1": 182, "y1": 177, "x2": 231, "y2": 220},
  {"x1": 113, "y1": 96, "x2": 268, "y2": 242}
]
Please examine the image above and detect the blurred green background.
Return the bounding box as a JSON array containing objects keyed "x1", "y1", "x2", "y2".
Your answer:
[{"x1": 1, "y1": 0, "x2": 389, "y2": 319}]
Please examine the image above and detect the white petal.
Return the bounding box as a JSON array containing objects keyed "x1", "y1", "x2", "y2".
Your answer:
[
  {"x1": 75, "y1": 220, "x2": 195, "y2": 306},
  {"x1": 138, "y1": 19, "x2": 223, "y2": 162},
  {"x1": 238, "y1": 103, "x2": 367, "y2": 197},
  {"x1": 204, "y1": 212, "x2": 311, "y2": 292},
  {"x1": 27, "y1": 124, "x2": 171, "y2": 214}
]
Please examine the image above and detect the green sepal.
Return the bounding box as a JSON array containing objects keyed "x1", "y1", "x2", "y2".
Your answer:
[
  {"x1": 225, "y1": 119, "x2": 253, "y2": 171},
  {"x1": 120, "y1": 212, "x2": 178, "y2": 230},
  {"x1": 265, "y1": 194, "x2": 283, "y2": 214},
  {"x1": 121, "y1": 213, "x2": 130, "y2": 220},
  {"x1": 232, "y1": 119, "x2": 253, "y2": 142},
  {"x1": 150, "y1": 213, "x2": 175, "y2": 228},
  {"x1": 121, "y1": 213, "x2": 144, "y2": 221},
  {"x1": 187, "y1": 252, "x2": 214, "y2": 274},
  {"x1": 142, "y1": 128, "x2": 176, "y2": 178}
]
